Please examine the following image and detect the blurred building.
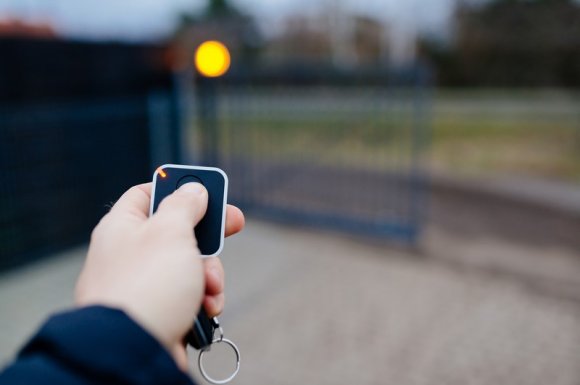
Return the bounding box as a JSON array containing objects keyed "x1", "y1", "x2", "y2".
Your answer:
[
  {"x1": 171, "y1": 0, "x2": 391, "y2": 70},
  {"x1": 352, "y1": 16, "x2": 386, "y2": 67},
  {"x1": 264, "y1": 15, "x2": 332, "y2": 65},
  {"x1": 0, "y1": 19, "x2": 57, "y2": 39},
  {"x1": 264, "y1": 13, "x2": 389, "y2": 68}
]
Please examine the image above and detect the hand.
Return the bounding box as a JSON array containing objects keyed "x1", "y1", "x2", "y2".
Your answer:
[{"x1": 74, "y1": 182, "x2": 244, "y2": 370}]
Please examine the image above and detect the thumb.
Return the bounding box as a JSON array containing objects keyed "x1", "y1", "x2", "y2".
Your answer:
[{"x1": 154, "y1": 182, "x2": 208, "y2": 228}]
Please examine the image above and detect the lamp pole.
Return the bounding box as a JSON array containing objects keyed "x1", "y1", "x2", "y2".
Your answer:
[{"x1": 194, "y1": 40, "x2": 231, "y2": 167}]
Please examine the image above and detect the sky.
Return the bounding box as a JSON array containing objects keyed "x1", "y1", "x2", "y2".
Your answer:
[{"x1": 0, "y1": 0, "x2": 458, "y2": 42}]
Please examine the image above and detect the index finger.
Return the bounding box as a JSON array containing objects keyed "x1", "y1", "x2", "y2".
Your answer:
[
  {"x1": 225, "y1": 205, "x2": 245, "y2": 237},
  {"x1": 109, "y1": 183, "x2": 152, "y2": 220}
]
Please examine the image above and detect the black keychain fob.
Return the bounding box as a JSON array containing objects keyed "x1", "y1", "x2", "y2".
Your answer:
[
  {"x1": 150, "y1": 164, "x2": 228, "y2": 349},
  {"x1": 186, "y1": 307, "x2": 218, "y2": 349}
]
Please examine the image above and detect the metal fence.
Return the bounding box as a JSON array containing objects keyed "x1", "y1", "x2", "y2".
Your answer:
[
  {"x1": 0, "y1": 67, "x2": 430, "y2": 269},
  {"x1": 0, "y1": 96, "x2": 164, "y2": 270},
  {"x1": 185, "y1": 68, "x2": 431, "y2": 243}
]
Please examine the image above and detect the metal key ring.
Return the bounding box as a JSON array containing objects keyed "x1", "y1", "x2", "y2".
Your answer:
[{"x1": 198, "y1": 338, "x2": 241, "y2": 384}]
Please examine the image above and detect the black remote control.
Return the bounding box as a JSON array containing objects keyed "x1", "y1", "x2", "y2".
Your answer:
[{"x1": 149, "y1": 164, "x2": 228, "y2": 349}]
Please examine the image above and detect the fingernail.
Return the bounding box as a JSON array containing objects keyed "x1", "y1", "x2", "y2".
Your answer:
[
  {"x1": 178, "y1": 182, "x2": 205, "y2": 194},
  {"x1": 205, "y1": 296, "x2": 217, "y2": 316}
]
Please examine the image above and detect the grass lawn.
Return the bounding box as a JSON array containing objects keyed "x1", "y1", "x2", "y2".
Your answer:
[
  {"x1": 431, "y1": 89, "x2": 580, "y2": 181},
  {"x1": 191, "y1": 88, "x2": 580, "y2": 183}
]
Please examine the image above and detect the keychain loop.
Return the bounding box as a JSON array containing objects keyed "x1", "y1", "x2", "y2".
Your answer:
[
  {"x1": 198, "y1": 338, "x2": 241, "y2": 384},
  {"x1": 197, "y1": 317, "x2": 240, "y2": 384},
  {"x1": 212, "y1": 317, "x2": 224, "y2": 342}
]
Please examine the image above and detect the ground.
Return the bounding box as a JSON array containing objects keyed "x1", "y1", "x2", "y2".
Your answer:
[{"x1": 1, "y1": 213, "x2": 579, "y2": 385}]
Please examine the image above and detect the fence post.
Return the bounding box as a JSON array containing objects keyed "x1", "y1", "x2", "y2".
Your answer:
[
  {"x1": 196, "y1": 76, "x2": 219, "y2": 167},
  {"x1": 147, "y1": 92, "x2": 173, "y2": 170}
]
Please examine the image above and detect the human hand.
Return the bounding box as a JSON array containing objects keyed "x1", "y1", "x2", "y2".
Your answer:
[{"x1": 74, "y1": 182, "x2": 244, "y2": 370}]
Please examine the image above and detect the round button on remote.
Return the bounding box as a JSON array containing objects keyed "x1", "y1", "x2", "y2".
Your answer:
[{"x1": 177, "y1": 175, "x2": 203, "y2": 189}]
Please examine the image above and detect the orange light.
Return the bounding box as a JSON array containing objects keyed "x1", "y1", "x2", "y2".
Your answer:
[
  {"x1": 194, "y1": 40, "x2": 231, "y2": 78},
  {"x1": 157, "y1": 167, "x2": 167, "y2": 178}
]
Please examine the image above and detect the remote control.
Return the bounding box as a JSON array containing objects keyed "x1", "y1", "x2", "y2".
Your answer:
[{"x1": 150, "y1": 164, "x2": 228, "y2": 349}]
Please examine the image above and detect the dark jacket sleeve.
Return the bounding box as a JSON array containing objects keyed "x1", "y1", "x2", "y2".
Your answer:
[{"x1": 0, "y1": 306, "x2": 196, "y2": 385}]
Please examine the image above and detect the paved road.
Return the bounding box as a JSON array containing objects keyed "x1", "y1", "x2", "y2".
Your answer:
[{"x1": 1, "y1": 219, "x2": 580, "y2": 385}]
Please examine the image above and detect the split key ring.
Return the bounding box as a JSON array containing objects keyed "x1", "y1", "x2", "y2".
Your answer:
[{"x1": 195, "y1": 318, "x2": 240, "y2": 384}]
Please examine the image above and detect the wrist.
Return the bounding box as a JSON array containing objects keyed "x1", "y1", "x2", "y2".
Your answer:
[{"x1": 22, "y1": 306, "x2": 194, "y2": 384}]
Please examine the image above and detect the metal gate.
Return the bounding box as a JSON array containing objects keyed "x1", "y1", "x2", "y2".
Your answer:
[
  {"x1": 185, "y1": 68, "x2": 431, "y2": 243},
  {"x1": 0, "y1": 96, "x2": 161, "y2": 269}
]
